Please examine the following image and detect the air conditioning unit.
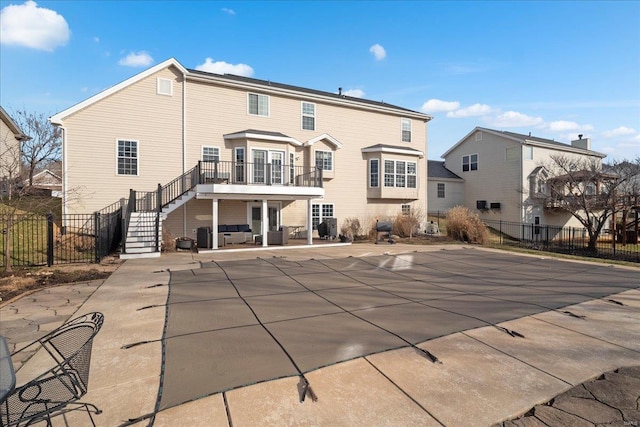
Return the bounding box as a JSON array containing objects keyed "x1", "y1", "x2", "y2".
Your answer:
[
  {"x1": 490, "y1": 202, "x2": 501, "y2": 210},
  {"x1": 476, "y1": 200, "x2": 488, "y2": 210}
]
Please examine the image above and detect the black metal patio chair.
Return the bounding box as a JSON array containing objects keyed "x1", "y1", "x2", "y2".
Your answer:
[{"x1": 0, "y1": 312, "x2": 104, "y2": 427}]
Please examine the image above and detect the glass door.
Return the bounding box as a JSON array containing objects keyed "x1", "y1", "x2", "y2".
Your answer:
[
  {"x1": 248, "y1": 203, "x2": 280, "y2": 234},
  {"x1": 252, "y1": 150, "x2": 267, "y2": 184},
  {"x1": 271, "y1": 152, "x2": 283, "y2": 185}
]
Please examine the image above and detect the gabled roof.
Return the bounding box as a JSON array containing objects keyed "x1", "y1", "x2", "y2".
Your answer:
[
  {"x1": 50, "y1": 58, "x2": 188, "y2": 124},
  {"x1": 427, "y1": 160, "x2": 463, "y2": 180},
  {"x1": 0, "y1": 106, "x2": 30, "y2": 141},
  {"x1": 361, "y1": 144, "x2": 424, "y2": 158},
  {"x1": 50, "y1": 58, "x2": 432, "y2": 125},
  {"x1": 442, "y1": 126, "x2": 607, "y2": 158},
  {"x1": 305, "y1": 133, "x2": 343, "y2": 149}
]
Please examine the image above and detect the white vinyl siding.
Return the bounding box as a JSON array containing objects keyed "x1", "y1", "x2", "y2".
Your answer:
[
  {"x1": 315, "y1": 150, "x2": 333, "y2": 171},
  {"x1": 384, "y1": 160, "x2": 417, "y2": 188},
  {"x1": 116, "y1": 139, "x2": 138, "y2": 175},
  {"x1": 248, "y1": 93, "x2": 269, "y2": 116},
  {"x1": 401, "y1": 118, "x2": 411, "y2": 142},
  {"x1": 202, "y1": 146, "x2": 220, "y2": 162},
  {"x1": 369, "y1": 158, "x2": 379, "y2": 188},
  {"x1": 302, "y1": 102, "x2": 315, "y2": 130}
]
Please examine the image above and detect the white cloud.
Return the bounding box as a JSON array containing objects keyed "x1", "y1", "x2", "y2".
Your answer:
[
  {"x1": 420, "y1": 99, "x2": 460, "y2": 113},
  {"x1": 369, "y1": 43, "x2": 386, "y2": 60},
  {"x1": 447, "y1": 103, "x2": 493, "y2": 118},
  {"x1": 342, "y1": 89, "x2": 365, "y2": 98},
  {"x1": 546, "y1": 120, "x2": 580, "y2": 131},
  {"x1": 118, "y1": 51, "x2": 154, "y2": 67},
  {"x1": 602, "y1": 126, "x2": 637, "y2": 138},
  {"x1": 488, "y1": 111, "x2": 544, "y2": 127},
  {"x1": 93, "y1": 36, "x2": 100, "y2": 43},
  {"x1": 221, "y1": 8, "x2": 235, "y2": 15},
  {"x1": 0, "y1": 0, "x2": 70, "y2": 51},
  {"x1": 195, "y1": 57, "x2": 254, "y2": 77}
]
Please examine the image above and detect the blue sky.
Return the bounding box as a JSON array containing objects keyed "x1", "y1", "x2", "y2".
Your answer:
[{"x1": 1, "y1": 0, "x2": 639, "y2": 161}]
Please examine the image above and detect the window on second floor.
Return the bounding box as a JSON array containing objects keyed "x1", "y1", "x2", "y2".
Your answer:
[
  {"x1": 302, "y1": 102, "x2": 315, "y2": 130},
  {"x1": 202, "y1": 146, "x2": 220, "y2": 162},
  {"x1": 462, "y1": 154, "x2": 478, "y2": 172},
  {"x1": 315, "y1": 150, "x2": 333, "y2": 171},
  {"x1": 117, "y1": 140, "x2": 138, "y2": 175},
  {"x1": 248, "y1": 93, "x2": 269, "y2": 116},
  {"x1": 384, "y1": 160, "x2": 417, "y2": 188},
  {"x1": 401, "y1": 118, "x2": 412, "y2": 142},
  {"x1": 437, "y1": 183, "x2": 445, "y2": 198}
]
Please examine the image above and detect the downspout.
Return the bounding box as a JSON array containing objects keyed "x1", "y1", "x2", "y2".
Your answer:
[
  {"x1": 60, "y1": 126, "x2": 68, "y2": 218},
  {"x1": 182, "y1": 70, "x2": 188, "y2": 236}
]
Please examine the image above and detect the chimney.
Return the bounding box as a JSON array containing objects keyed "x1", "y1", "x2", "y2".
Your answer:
[{"x1": 571, "y1": 135, "x2": 591, "y2": 150}]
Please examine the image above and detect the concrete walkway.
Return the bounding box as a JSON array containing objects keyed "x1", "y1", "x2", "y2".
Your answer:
[{"x1": 1, "y1": 244, "x2": 639, "y2": 426}]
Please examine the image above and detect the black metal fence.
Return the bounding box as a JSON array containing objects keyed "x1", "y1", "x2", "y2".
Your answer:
[
  {"x1": 0, "y1": 206, "x2": 122, "y2": 268},
  {"x1": 484, "y1": 219, "x2": 640, "y2": 263}
]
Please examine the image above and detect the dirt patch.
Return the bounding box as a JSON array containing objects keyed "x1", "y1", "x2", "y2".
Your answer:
[{"x1": 0, "y1": 256, "x2": 122, "y2": 303}]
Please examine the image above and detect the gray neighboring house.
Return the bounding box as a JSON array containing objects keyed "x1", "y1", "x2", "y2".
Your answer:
[
  {"x1": 427, "y1": 160, "x2": 464, "y2": 214},
  {"x1": 441, "y1": 126, "x2": 607, "y2": 227}
]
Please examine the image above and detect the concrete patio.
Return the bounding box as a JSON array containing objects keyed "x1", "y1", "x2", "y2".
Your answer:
[{"x1": 1, "y1": 243, "x2": 639, "y2": 426}]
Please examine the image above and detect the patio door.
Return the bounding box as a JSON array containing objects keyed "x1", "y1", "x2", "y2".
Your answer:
[
  {"x1": 249, "y1": 203, "x2": 280, "y2": 234},
  {"x1": 251, "y1": 149, "x2": 285, "y2": 185}
]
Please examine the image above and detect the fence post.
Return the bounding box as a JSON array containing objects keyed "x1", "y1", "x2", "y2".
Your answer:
[
  {"x1": 94, "y1": 212, "x2": 100, "y2": 263},
  {"x1": 499, "y1": 220, "x2": 502, "y2": 245},
  {"x1": 46, "y1": 213, "x2": 54, "y2": 267},
  {"x1": 156, "y1": 183, "x2": 162, "y2": 253}
]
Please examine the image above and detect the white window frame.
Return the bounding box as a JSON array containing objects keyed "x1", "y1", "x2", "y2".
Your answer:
[
  {"x1": 157, "y1": 78, "x2": 173, "y2": 96},
  {"x1": 401, "y1": 204, "x2": 411, "y2": 215},
  {"x1": 234, "y1": 147, "x2": 245, "y2": 183},
  {"x1": 301, "y1": 102, "x2": 316, "y2": 131},
  {"x1": 116, "y1": 139, "x2": 139, "y2": 176},
  {"x1": 201, "y1": 146, "x2": 220, "y2": 162},
  {"x1": 312, "y1": 202, "x2": 334, "y2": 230},
  {"x1": 437, "y1": 182, "x2": 445, "y2": 198},
  {"x1": 248, "y1": 93, "x2": 269, "y2": 116},
  {"x1": 401, "y1": 118, "x2": 412, "y2": 142},
  {"x1": 369, "y1": 158, "x2": 379, "y2": 188},
  {"x1": 383, "y1": 159, "x2": 417, "y2": 188},
  {"x1": 315, "y1": 150, "x2": 333, "y2": 171},
  {"x1": 289, "y1": 152, "x2": 295, "y2": 184},
  {"x1": 462, "y1": 154, "x2": 478, "y2": 172}
]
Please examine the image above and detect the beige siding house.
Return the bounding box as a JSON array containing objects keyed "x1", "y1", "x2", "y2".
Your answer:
[
  {"x1": 442, "y1": 127, "x2": 607, "y2": 228},
  {"x1": 50, "y1": 58, "x2": 431, "y2": 254},
  {"x1": 1, "y1": 106, "x2": 29, "y2": 197},
  {"x1": 426, "y1": 160, "x2": 464, "y2": 214}
]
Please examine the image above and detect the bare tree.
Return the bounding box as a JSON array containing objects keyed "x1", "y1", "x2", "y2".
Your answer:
[
  {"x1": 11, "y1": 109, "x2": 61, "y2": 186},
  {"x1": 543, "y1": 154, "x2": 640, "y2": 251}
]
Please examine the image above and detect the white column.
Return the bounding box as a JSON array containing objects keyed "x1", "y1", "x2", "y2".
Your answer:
[
  {"x1": 261, "y1": 199, "x2": 268, "y2": 247},
  {"x1": 211, "y1": 198, "x2": 219, "y2": 249},
  {"x1": 307, "y1": 199, "x2": 313, "y2": 245}
]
